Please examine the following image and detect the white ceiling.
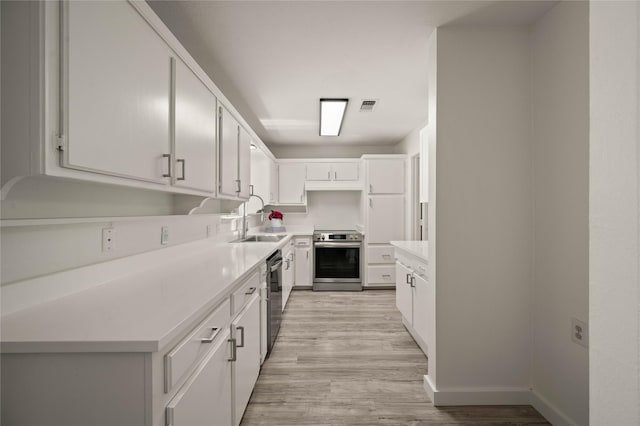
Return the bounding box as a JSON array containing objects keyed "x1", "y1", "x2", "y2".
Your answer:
[{"x1": 148, "y1": 1, "x2": 557, "y2": 148}]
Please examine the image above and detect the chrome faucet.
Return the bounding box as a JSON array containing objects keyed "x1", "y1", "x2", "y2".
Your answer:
[{"x1": 241, "y1": 188, "x2": 265, "y2": 240}]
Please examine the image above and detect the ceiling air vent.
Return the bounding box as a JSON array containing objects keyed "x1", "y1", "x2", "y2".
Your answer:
[{"x1": 359, "y1": 99, "x2": 377, "y2": 112}]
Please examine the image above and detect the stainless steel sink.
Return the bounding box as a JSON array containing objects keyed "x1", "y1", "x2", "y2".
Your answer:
[{"x1": 231, "y1": 235, "x2": 287, "y2": 243}]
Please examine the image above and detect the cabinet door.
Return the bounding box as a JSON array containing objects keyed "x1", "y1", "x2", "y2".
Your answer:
[
  {"x1": 173, "y1": 58, "x2": 217, "y2": 193},
  {"x1": 306, "y1": 163, "x2": 332, "y2": 181},
  {"x1": 249, "y1": 148, "x2": 269, "y2": 213},
  {"x1": 395, "y1": 262, "x2": 413, "y2": 324},
  {"x1": 282, "y1": 248, "x2": 294, "y2": 309},
  {"x1": 412, "y1": 272, "x2": 430, "y2": 353},
  {"x1": 333, "y1": 162, "x2": 359, "y2": 181},
  {"x1": 367, "y1": 196, "x2": 405, "y2": 244},
  {"x1": 294, "y1": 246, "x2": 311, "y2": 287},
  {"x1": 65, "y1": 1, "x2": 172, "y2": 183},
  {"x1": 419, "y1": 126, "x2": 429, "y2": 203},
  {"x1": 269, "y1": 160, "x2": 279, "y2": 203},
  {"x1": 233, "y1": 294, "x2": 261, "y2": 426},
  {"x1": 166, "y1": 329, "x2": 232, "y2": 426},
  {"x1": 278, "y1": 163, "x2": 306, "y2": 204},
  {"x1": 238, "y1": 127, "x2": 252, "y2": 199},
  {"x1": 219, "y1": 105, "x2": 239, "y2": 196},
  {"x1": 367, "y1": 159, "x2": 404, "y2": 194}
]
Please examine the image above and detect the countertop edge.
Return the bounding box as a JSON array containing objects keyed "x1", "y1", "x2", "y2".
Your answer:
[{"x1": 1, "y1": 232, "x2": 302, "y2": 354}]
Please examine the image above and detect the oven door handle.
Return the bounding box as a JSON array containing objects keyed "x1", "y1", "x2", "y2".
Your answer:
[{"x1": 314, "y1": 242, "x2": 362, "y2": 248}]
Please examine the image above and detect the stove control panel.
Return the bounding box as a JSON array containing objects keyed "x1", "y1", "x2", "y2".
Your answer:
[{"x1": 313, "y1": 232, "x2": 363, "y2": 242}]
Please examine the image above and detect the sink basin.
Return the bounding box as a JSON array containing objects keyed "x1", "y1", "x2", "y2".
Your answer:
[{"x1": 231, "y1": 235, "x2": 287, "y2": 243}]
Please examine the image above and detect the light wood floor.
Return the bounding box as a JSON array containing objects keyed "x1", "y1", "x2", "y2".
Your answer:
[{"x1": 241, "y1": 290, "x2": 549, "y2": 426}]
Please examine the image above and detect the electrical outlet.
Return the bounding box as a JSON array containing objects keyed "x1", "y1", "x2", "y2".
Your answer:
[
  {"x1": 571, "y1": 317, "x2": 588, "y2": 348},
  {"x1": 102, "y1": 228, "x2": 115, "y2": 252},
  {"x1": 161, "y1": 226, "x2": 169, "y2": 245},
  {"x1": 207, "y1": 225, "x2": 214, "y2": 238}
]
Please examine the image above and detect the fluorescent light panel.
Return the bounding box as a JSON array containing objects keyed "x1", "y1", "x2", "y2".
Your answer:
[{"x1": 320, "y1": 98, "x2": 348, "y2": 136}]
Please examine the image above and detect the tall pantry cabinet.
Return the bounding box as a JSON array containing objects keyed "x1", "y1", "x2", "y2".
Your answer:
[{"x1": 362, "y1": 155, "x2": 406, "y2": 288}]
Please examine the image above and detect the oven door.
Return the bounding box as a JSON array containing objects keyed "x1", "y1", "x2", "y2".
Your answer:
[{"x1": 313, "y1": 242, "x2": 362, "y2": 283}]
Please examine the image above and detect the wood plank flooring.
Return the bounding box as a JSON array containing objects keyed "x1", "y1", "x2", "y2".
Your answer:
[{"x1": 241, "y1": 290, "x2": 549, "y2": 426}]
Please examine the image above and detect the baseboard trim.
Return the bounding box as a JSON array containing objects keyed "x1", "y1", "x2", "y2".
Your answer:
[
  {"x1": 422, "y1": 379, "x2": 578, "y2": 425},
  {"x1": 530, "y1": 389, "x2": 576, "y2": 426},
  {"x1": 422, "y1": 378, "x2": 530, "y2": 406}
]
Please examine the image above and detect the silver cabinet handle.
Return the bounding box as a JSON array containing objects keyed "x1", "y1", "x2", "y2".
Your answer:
[
  {"x1": 306, "y1": 251, "x2": 309, "y2": 259},
  {"x1": 162, "y1": 154, "x2": 171, "y2": 177},
  {"x1": 245, "y1": 287, "x2": 257, "y2": 295},
  {"x1": 236, "y1": 326, "x2": 245, "y2": 348},
  {"x1": 177, "y1": 159, "x2": 186, "y2": 181},
  {"x1": 228, "y1": 338, "x2": 237, "y2": 361},
  {"x1": 236, "y1": 179, "x2": 241, "y2": 193},
  {"x1": 334, "y1": 171, "x2": 337, "y2": 180},
  {"x1": 369, "y1": 198, "x2": 373, "y2": 208},
  {"x1": 411, "y1": 276, "x2": 416, "y2": 288},
  {"x1": 369, "y1": 184, "x2": 373, "y2": 193},
  {"x1": 249, "y1": 184, "x2": 254, "y2": 196},
  {"x1": 382, "y1": 254, "x2": 392, "y2": 259},
  {"x1": 199, "y1": 327, "x2": 220, "y2": 343},
  {"x1": 406, "y1": 273, "x2": 412, "y2": 284},
  {"x1": 382, "y1": 274, "x2": 391, "y2": 278}
]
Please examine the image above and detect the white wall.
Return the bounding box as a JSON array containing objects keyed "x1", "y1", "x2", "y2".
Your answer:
[
  {"x1": 269, "y1": 144, "x2": 395, "y2": 159},
  {"x1": 589, "y1": 2, "x2": 640, "y2": 425},
  {"x1": 435, "y1": 26, "x2": 532, "y2": 392},
  {"x1": 529, "y1": 2, "x2": 589, "y2": 424},
  {"x1": 278, "y1": 191, "x2": 361, "y2": 230}
]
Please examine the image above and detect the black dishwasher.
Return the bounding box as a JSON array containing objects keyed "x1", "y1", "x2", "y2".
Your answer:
[{"x1": 266, "y1": 250, "x2": 283, "y2": 357}]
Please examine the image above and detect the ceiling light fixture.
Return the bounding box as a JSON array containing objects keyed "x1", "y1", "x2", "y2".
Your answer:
[
  {"x1": 250, "y1": 143, "x2": 257, "y2": 150},
  {"x1": 320, "y1": 98, "x2": 348, "y2": 136}
]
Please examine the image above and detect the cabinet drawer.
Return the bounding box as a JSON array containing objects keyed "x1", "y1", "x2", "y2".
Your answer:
[
  {"x1": 367, "y1": 265, "x2": 396, "y2": 284},
  {"x1": 166, "y1": 328, "x2": 232, "y2": 426},
  {"x1": 294, "y1": 236, "x2": 312, "y2": 247},
  {"x1": 232, "y1": 271, "x2": 260, "y2": 314},
  {"x1": 367, "y1": 246, "x2": 395, "y2": 264},
  {"x1": 396, "y1": 252, "x2": 428, "y2": 280},
  {"x1": 165, "y1": 299, "x2": 231, "y2": 393}
]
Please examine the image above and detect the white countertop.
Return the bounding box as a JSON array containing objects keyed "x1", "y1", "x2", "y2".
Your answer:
[
  {"x1": 0, "y1": 230, "x2": 311, "y2": 354},
  {"x1": 390, "y1": 240, "x2": 429, "y2": 262}
]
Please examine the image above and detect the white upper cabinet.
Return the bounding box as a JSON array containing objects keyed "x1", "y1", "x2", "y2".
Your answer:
[
  {"x1": 367, "y1": 195, "x2": 405, "y2": 244},
  {"x1": 366, "y1": 158, "x2": 405, "y2": 194},
  {"x1": 305, "y1": 162, "x2": 359, "y2": 181},
  {"x1": 333, "y1": 162, "x2": 359, "y2": 181},
  {"x1": 238, "y1": 127, "x2": 252, "y2": 199},
  {"x1": 65, "y1": 1, "x2": 172, "y2": 183},
  {"x1": 1, "y1": 0, "x2": 266, "y2": 198},
  {"x1": 249, "y1": 147, "x2": 269, "y2": 212},
  {"x1": 278, "y1": 163, "x2": 306, "y2": 204},
  {"x1": 419, "y1": 125, "x2": 429, "y2": 203},
  {"x1": 218, "y1": 105, "x2": 251, "y2": 200},
  {"x1": 173, "y1": 58, "x2": 217, "y2": 193},
  {"x1": 219, "y1": 105, "x2": 239, "y2": 196},
  {"x1": 306, "y1": 163, "x2": 332, "y2": 181},
  {"x1": 269, "y1": 160, "x2": 279, "y2": 203}
]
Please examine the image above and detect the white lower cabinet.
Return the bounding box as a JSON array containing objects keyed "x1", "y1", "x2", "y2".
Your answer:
[
  {"x1": 231, "y1": 293, "x2": 261, "y2": 426},
  {"x1": 395, "y1": 252, "x2": 433, "y2": 358},
  {"x1": 1, "y1": 269, "x2": 267, "y2": 426},
  {"x1": 282, "y1": 241, "x2": 295, "y2": 309},
  {"x1": 294, "y1": 237, "x2": 312, "y2": 288},
  {"x1": 396, "y1": 262, "x2": 413, "y2": 322},
  {"x1": 166, "y1": 329, "x2": 232, "y2": 426}
]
